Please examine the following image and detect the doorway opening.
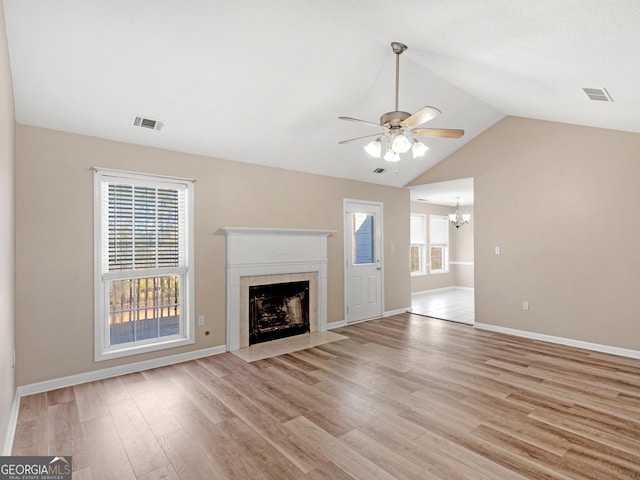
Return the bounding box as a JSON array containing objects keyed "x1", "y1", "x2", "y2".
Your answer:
[{"x1": 408, "y1": 177, "x2": 475, "y2": 324}]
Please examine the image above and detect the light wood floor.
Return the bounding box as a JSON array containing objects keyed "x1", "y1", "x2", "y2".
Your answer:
[{"x1": 12, "y1": 314, "x2": 640, "y2": 479}]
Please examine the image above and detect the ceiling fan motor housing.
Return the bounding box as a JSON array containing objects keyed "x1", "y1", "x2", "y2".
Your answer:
[{"x1": 380, "y1": 111, "x2": 411, "y2": 128}]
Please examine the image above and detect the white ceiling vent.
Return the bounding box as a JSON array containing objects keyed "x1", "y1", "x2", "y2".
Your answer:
[
  {"x1": 373, "y1": 167, "x2": 386, "y2": 174},
  {"x1": 583, "y1": 88, "x2": 613, "y2": 102},
  {"x1": 132, "y1": 115, "x2": 164, "y2": 131}
]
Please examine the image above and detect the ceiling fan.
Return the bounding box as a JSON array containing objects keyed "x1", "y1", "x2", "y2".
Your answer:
[{"x1": 339, "y1": 42, "x2": 464, "y2": 162}]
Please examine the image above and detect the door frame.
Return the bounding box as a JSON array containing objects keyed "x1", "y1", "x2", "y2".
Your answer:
[{"x1": 343, "y1": 198, "x2": 385, "y2": 323}]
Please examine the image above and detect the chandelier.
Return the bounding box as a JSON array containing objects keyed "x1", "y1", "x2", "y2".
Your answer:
[{"x1": 449, "y1": 198, "x2": 470, "y2": 229}]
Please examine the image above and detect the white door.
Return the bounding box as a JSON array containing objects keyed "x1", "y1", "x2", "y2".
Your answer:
[{"x1": 344, "y1": 200, "x2": 383, "y2": 323}]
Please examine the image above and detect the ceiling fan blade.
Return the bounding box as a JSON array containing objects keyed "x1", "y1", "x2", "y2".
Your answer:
[
  {"x1": 338, "y1": 133, "x2": 382, "y2": 145},
  {"x1": 401, "y1": 106, "x2": 441, "y2": 127},
  {"x1": 411, "y1": 128, "x2": 465, "y2": 139},
  {"x1": 338, "y1": 116, "x2": 384, "y2": 129}
]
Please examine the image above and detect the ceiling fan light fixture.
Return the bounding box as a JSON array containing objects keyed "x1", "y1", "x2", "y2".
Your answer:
[
  {"x1": 391, "y1": 133, "x2": 411, "y2": 153},
  {"x1": 412, "y1": 140, "x2": 429, "y2": 158},
  {"x1": 364, "y1": 138, "x2": 382, "y2": 157},
  {"x1": 384, "y1": 146, "x2": 400, "y2": 162}
]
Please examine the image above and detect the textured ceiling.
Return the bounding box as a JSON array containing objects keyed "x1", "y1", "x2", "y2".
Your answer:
[{"x1": 4, "y1": 0, "x2": 639, "y2": 188}]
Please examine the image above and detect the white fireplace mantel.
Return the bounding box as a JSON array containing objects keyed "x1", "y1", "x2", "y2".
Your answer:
[
  {"x1": 222, "y1": 227, "x2": 335, "y2": 236},
  {"x1": 222, "y1": 227, "x2": 335, "y2": 351}
]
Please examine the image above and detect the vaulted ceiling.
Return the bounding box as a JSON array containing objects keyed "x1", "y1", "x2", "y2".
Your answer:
[{"x1": 4, "y1": 1, "x2": 639, "y2": 188}]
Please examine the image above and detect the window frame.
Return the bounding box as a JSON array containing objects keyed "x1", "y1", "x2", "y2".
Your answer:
[
  {"x1": 410, "y1": 213, "x2": 427, "y2": 276},
  {"x1": 93, "y1": 168, "x2": 195, "y2": 362},
  {"x1": 429, "y1": 214, "x2": 450, "y2": 275}
]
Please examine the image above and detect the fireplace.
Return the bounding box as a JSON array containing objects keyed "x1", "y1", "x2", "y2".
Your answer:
[
  {"x1": 249, "y1": 280, "x2": 310, "y2": 344},
  {"x1": 222, "y1": 227, "x2": 334, "y2": 351}
]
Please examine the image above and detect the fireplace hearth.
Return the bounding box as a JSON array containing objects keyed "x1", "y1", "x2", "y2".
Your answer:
[{"x1": 249, "y1": 281, "x2": 310, "y2": 345}]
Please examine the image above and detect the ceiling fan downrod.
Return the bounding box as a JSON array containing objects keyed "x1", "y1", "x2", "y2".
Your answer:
[{"x1": 391, "y1": 42, "x2": 407, "y2": 113}]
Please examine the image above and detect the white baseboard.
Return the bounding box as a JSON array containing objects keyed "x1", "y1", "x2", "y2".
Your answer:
[
  {"x1": 328, "y1": 307, "x2": 409, "y2": 328},
  {"x1": 326, "y1": 320, "x2": 346, "y2": 330},
  {"x1": 412, "y1": 286, "x2": 455, "y2": 295},
  {"x1": 474, "y1": 323, "x2": 640, "y2": 360},
  {"x1": 384, "y1": 307, "x2": 410, "y2": 317},
  {"x1": 17, "y1": 345, "x2": 227, "y2": 397},
  {"x1": 2, "y1": 390, "x2": 20, "y2": 456},
  {"x1": 412, "y1": 286, "x2": 474, "y2": 295}
]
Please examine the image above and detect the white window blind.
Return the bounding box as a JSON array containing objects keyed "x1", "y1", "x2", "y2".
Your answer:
[
  {"x1": 429, "y1": 216, "x2": 449, "y2": 246},
  {"x1": 429, "y1": 215, "x2": 449, "y2": 274},
  {"x1": 410, "y1": 214, "x2": 426, "y2": 245},
  {"x1": 103, "y1": 182, "x2": 186, "y2": 272},
  {"x1": 410, "y1": 214, "x2": 427, "y2": 275}
]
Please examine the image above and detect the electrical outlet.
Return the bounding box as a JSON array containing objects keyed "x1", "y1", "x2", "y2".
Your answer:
[
  {"x1": 10, "y1": 349, "x2": 15, "y2": 368},
  {"x1": 198, "y1": 315, "x2": 205, "y2": 326},
  {"x1": 522, "y1": 301, "x2": 529, "y2": 311},
  {"x1": 495, "y1": 246, "x2": 501, "y2": 255}
]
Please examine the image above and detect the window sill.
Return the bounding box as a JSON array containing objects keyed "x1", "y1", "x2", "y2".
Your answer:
[{"x1": 95, "y1": 335, "x2": 195, "y2": 362}]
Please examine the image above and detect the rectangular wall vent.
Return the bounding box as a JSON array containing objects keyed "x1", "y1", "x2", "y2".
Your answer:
[
  {"x1": 132, "y1": 116, "x2": 164, "y2": 131},
  {"x1": 373, "y1": 168, "x2": 386, "y2": 174},
  {"x1": 583, "y1": 88, "x2": 613, "y2": 102}
]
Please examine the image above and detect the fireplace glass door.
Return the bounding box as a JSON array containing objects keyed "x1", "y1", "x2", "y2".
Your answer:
[{"x1": 249, "y1": 281, "x2": 310, "y2": 344}]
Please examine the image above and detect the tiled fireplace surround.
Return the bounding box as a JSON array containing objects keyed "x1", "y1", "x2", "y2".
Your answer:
[{"x1": 222, "y1": 227, "x2": 334, "y2": 351}]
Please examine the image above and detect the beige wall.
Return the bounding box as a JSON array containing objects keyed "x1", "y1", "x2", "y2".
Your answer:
[
  {"x1": 409, "y1": 116, "x2": 640, "y2": 350},
  {"x1": 0, "y1": 0, "x2": 16, "y2": 454},
  {"x1": 15, "y1": 125, "x2": 410, "y2": 385},
  {"x1": 410, "y1": 202, "x2": 474, "y2": 292}
]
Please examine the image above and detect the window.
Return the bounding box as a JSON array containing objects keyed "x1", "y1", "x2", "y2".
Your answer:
[
  {"x1": 410, "y1": 214, "x2": 426, "y2": 275},
  {"x1": 352, "y1": 213, "x2": 375, "y2": 264},
  {"x1": 94, "y1": 169, "x2": 194, "y2": 361},
  {"x1": 429, "y1": 215, "x2": 449, "y2": 274}
]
